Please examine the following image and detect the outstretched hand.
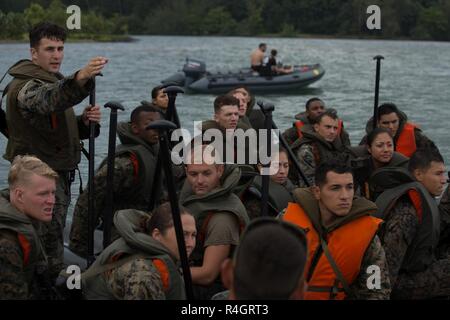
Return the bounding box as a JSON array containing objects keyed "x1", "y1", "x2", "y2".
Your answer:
[
  {"x1": 82, "y1": 104, "x2": 101, "y2": 126},
  {"x1": 76, "y1": 56, "x2": 108, "y2": 86}
]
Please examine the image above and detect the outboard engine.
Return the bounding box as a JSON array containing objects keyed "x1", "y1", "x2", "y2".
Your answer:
[{"x1": 183, "y1": 59, "x2": 206, "y2": 86}]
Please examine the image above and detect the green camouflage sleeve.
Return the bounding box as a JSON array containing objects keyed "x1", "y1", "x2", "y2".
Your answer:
[
  {"x1": 295, "y1": 144, "x2": 316, "y2": 187},
  {"x1": 381, "y1": 198, "x2": 419, "y2": 286},
  {"x1": 350, "y1": 235, "x2": 391, "y2": 300},
  {"x1": 17, "y1": 72, "x2": 92, "y2": 117},
  {"x1": 107, "y1": 258, "x2": 166, "y2": 300},
  {"x1": 69, "y1": 155, "x2": 136, "y2": 256},
  {"x1": 0, "y1": 230, "x2": 29, "y2": 299}
]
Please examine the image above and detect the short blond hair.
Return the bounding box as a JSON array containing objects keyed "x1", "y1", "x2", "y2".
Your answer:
[{"x1": 8, "y1": 155, "x2": 58, "y2": 189}]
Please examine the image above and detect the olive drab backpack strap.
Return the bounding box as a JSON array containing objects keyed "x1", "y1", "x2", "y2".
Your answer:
[{"x1": 319, "y1": 237, "x2": 356, "y2": 299}]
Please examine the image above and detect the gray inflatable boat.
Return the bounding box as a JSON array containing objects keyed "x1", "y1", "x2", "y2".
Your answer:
[{"x1": 161, "y1": 58, "x2": 325, "y2": 94}]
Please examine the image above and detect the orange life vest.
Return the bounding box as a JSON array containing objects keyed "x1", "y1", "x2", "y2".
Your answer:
[
  {"x1": 283, "y1": 202, "x2": 382, "y2": 300},
  {"x1": 295, "y1": 119, "x2": 343, "y2": 140},
  {"x1": 396, "y1": 122, "x2": 418, "y2": 158}
]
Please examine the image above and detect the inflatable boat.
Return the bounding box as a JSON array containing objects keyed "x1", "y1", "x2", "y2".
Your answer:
[{"x1": 161, "y1": 58, "x2": 325, "y2": 94}]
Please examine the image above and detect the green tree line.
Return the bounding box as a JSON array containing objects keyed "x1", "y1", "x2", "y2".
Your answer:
[{"x1": 1, "y1": 0, "x2": 449, "y2": 41}]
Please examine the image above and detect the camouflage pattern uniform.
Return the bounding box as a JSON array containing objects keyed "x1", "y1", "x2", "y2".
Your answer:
[
  {"x1": 105, "y1": 258, "x2": 166, "y2": 300},
  {"x1": 69, "y1": 155, "x2": 136, "y2": 257},
  {"x1": 381, "y1": 197, "x2": 450, "y2": 299},
  {"x1": 349, "y1": 235, "x2": 391, "y2": 300},
  {"x1": 438, "y1": 185, "x2": 450, "y2": 258},
  {"x1": 295, "y1": 144, "x2": 316, "y2": 187},
  {"x1": 6, "y1": 62, "x2": 97, "y2": 281},
  {"x1": 0, "y1": 230, "x2": 30, "y2": 299}
]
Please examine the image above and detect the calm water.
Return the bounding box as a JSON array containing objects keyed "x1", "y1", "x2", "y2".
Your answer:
[{"x1": 1, "y1": 36, "x2": 450, "y2": 218}]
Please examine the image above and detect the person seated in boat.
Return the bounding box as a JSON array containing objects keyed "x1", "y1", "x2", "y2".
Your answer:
[
  {"x1": 351, "y1": 128, "x2": 409, "y2": 201},
  {"x1": 260, "y1": 49, "x2": 294, "y2": 76},
  {"x1": 359, "y1": 102, "x2": 438, "y2": 158},
  {"x1": 282, "y1": 97, "x2": 351, "y2": 147},
  {"x1": 228, "y1": 89, "x2": 252, "y2": 128},
  {"x1": 141, "y1": 85, "x2": 168, "y2": 115},
  {"x1": 250, "y1": 43, "x2": 267, "y2": 73}
]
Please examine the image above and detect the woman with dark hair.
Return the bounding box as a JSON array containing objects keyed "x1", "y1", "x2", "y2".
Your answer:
[
  {"x1": 354, "y1": 128, "x2": 409, "y2": 200},
  {"x1": 82, "y1": 203, "x2": 196, "y2": 300},
  {"x1": 151, "y1": 85, "x2": 169, "y2": 112}
]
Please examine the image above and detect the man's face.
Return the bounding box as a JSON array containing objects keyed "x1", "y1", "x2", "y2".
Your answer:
[
  {"x1": 313, "y1": 172, "x2": 354, "y2": 218},
  {"x1": 314, "y1": 115, "x2": 339, "y2": 142},
  {"x1": 30, "y1": 37, "x2": 64, "y2": 73},
  {"x1": 306, "y1": 101, "x2": 325, "y2": 121},
  {"x1": 414, "y1": 161, "x2": 447, "y2": 197},
  {"x1": 214, "y1": 105, "x2": 239, "y2": 130},
  {"x1": 185, "y1": 163, "x2": 224, "y2": 196},
  {"x1": 15, "y1": 173, "x2": 56, "y2": 222},
  {"x1": 270, "y1": 151, "x2": 289, "y2": 185},
  {"x1": 260, "y1": 45, "x2": 267, "y2": 52},
  {"x1": 154, "y1": 214, "x2": 197, "y2": 260},
  {"x1": 378, "y1": 112, "x2": 400, "y2": 137},
  {"x1": 152, "y1": 89, "x2": 169, "y2": 109},
  {"x1": 233, "y1": 92, "x2": 248, "y2": 117},
  {"x1": 235, "y1": 88, "x2": 251, "y2": 104},
  {"x1": 132, "y1": 111, "x2": 161, "y2": 145}
]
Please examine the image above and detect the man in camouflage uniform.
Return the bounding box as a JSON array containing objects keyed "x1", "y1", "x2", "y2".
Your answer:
[
  {"x1": 69, "y1": 104, "x2": 163, "y2": 258},
  {"x1": 281, "y1": 160, "x2": 391, "y2": 300},
  {"x1": 283, "y1": 97, "x2": 350, "y2": 147},
  {"x1": 180, "y1": 145, "x2": 249, "y2": 300},
  {"x1": 2, "y1": 22, "x2": 107, "y2": 279},
  {"x1": 0, "y1": 156, "x2": 58, "y2": 299},
  {"x1": 374, "y1": 149, "x2": 450, "y2": 299},
  {"x1": 293, "y1": 109, "x2": 352, "y2": 187}
]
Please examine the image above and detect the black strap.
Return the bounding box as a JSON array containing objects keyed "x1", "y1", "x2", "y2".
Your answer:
[{"x1": 319, "y1": 237, "x2": 357, "y2": 299}]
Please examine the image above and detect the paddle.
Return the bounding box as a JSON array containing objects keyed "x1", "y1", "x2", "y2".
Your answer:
[{"x1": 372, "y1": 55, "x2": 384, "y2": 130}]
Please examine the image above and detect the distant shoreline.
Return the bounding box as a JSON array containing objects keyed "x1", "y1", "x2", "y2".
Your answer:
[
  {"x1": 1, "y1": 33, "x2": 449, "y2": 43},
  {"x1": 0, "y1": 34, "x2": 137, "y2": 44}
]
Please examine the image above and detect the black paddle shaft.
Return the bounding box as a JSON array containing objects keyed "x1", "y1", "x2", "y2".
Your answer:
[
  {"x1": 148, "y1": 86, "x2": 184, "y2": 212},
  {"x1": 257, "y1": 101, "x2": 311, "y2": 187},
  {"x1": 146, "y1": 120, "x2": 194, "y2": 300},
  {"x1": 102, "y1": 101, "x2": 125, "y2": 249},
  {"x1": 164, "y1": 85, "x2": 184, "y2": 128},
  {"x1": 373, "y1": 55, "x2": 384, "y2": 130},
  {"x1": 259, "y1": 102, "x2": 275, "y2": 217},
  {"x1": 87, "y1": 78, "x2": 96, "y2": 267}
]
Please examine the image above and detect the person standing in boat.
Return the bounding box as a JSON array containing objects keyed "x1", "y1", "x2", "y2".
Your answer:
[
  {"x1": 250, "y1": 43, "x2": 267, "y2": 73},
  {"x1": 2, "y1": 21, "x2": 107, "y2": 281}
]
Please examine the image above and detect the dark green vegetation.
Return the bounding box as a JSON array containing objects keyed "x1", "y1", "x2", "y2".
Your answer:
[{"x1": 1, "y1": 0, "x2": 449, "y2": 41}]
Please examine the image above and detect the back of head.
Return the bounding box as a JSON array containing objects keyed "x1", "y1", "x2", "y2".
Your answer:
[
  {"x1": 146, "y1": 202, "x2": 190, "y2": 235},
  {"x1": 233, "y1": 218, "x2": 307, "y2": 299},
  {"x1": 29, "y1": 22, "x2": 66, "y2": 48},
  {"x1": 408, "y1": 148, "x2": 444, "y2": 173},
  {"x1": 8, "y1": 155, "x2": 58, "y2": 189}
]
